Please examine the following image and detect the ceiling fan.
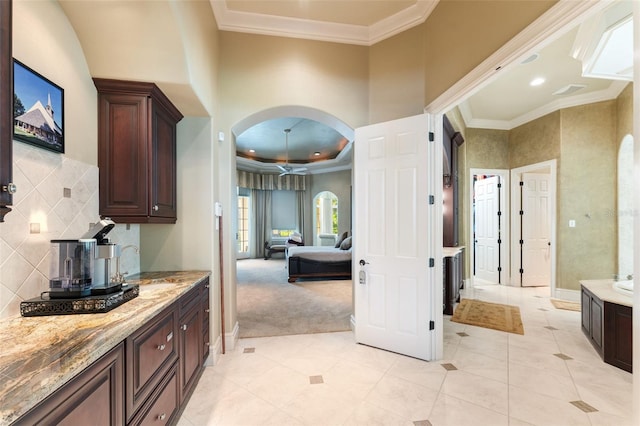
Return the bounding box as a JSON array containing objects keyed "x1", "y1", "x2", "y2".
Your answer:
[{"x1": 277, "y1": 128, "x2": 307, "y2": 176}]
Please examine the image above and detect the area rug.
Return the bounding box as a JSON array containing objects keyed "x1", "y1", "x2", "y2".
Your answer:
[
  {"x1": 236, "y1": 258, "x2": 352, "y2": 338},
  {"x1": 551, "y1": 299, "x2": 581, "y2": 312},
  {"x1": 451, "y1": 299, "x2": 524, "y2": 335}
]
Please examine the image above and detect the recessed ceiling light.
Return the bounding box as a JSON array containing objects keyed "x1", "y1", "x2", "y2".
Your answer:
[
  {"x1": 314, "y1": 152, "x2": 321, "y2": 156},
  {"x1": 530, "y1": 77, "x2": 545, "y2": 87},
  {"x1": 249, "y1": 149, "x2": 255, "y2": 153}
]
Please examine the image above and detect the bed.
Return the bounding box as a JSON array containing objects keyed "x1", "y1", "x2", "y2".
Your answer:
[{"x1": 287, "y1": 244, "x2": 352, "y2": 283}]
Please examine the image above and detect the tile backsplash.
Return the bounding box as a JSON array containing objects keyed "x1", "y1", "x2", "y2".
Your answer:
[{"x1": 0, "y1": 142, "x2": 140, "y2": 318}]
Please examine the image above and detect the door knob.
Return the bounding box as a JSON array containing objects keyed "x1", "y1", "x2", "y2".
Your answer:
[{"x1": 359, "y1": 259, "x2": 369, "y2": 266}]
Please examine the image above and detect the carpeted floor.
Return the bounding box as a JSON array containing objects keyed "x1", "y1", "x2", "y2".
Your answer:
[{"x1": 236, "y1": 258, "x2": 353, "y2": 338}]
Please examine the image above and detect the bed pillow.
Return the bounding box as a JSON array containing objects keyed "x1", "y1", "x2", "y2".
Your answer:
[
  {"x1": 340, "y1": 236, "x2": 352, "y2": 250},
  {"x1": 334, "y1": 231, "x2": 349, "y2": 248}
]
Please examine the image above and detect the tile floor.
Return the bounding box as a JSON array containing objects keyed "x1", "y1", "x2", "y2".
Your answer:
[{"x1": 178, "y1": 284, "x2": 634, "y2": 425}]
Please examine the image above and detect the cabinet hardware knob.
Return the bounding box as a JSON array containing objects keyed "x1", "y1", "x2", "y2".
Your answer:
[
  {"x1": 181, "y1": 324, "x2": 188, "y2": 331},
  {"x1": 2, "y1": 183, "x2": 17, "y2": 194},
  {"x1": 153, "y1": 204, "x2": 159, "y2": 211},
  {"x1": 156, "y1": 344, "x2": 166, "y2": 351},
  {"x1": 204, "y1": 284, "x2": 210, "y2": 289},
  {"x1": 204, "y1": 309, "x2": 210, "y2": 313},
  {"x1": 157, "y1": 413, "x2": 166, "y2": 420}
]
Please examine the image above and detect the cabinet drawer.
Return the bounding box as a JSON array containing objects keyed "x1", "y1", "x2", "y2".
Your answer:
[
  {"x1": 178, "y1": 285, "x2": 200, "y2": 318},
  {"x1": 126, "y1": 306, "x2": 178, "y2": 421},
  {"x1": 129, "y1": 362, "x2": 179, "y2": 426}
]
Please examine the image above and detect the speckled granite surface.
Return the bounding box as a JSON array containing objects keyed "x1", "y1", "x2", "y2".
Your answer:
[{"x1": 0, "y1": 270, "x2": 210, "y2": 425}]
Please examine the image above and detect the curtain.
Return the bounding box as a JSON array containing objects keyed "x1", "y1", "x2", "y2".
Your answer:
[
  {"x1": 237, "y1": 170, "x2": 306, "y2": 190},
  {"x1": 295, "y1": 190, "x2": 306, "y2": 243},
  {"x1": 250, "y1": 189, "x2": 271, "y2": 259}
]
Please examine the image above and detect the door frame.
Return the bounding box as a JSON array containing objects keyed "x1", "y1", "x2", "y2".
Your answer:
[
  {"x1": 469, "y1": 168, "x2": 510, "y2": 287},
  {"x1": 510, "y1": 160, "x2": 557, "y2": 294}
]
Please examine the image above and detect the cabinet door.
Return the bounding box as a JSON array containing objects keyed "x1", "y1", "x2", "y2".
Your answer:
[
  {"x1": 581, "y1": 288, "x2": 590, "y2": 335},
  {"x1": 150, "y1": 103, "x2": 177, "y2": 219},
  {"x1": 0, "y1": 0, "x2": 13, "y2": 222},
  {"x1": 15, "y1": 343, "x2": 124, "y2": 426},
  {"x1": 179, "y1": 302, "x2": 202, "y2": 402},
  {"x1": 604, "y1": 302, "x2": 633, "y2": 373},
  {"x1": 98, "y1": 93, "x2": 149, "y2": 217},
  {"x1": 202, "y1": 279, "x2": 211, "y2": 363},
  {"x1": 590, "y1": 297, "x2": 603, "y2": 350}
]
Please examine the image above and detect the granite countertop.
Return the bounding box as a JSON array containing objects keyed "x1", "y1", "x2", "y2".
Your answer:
[
  {"x1": 0, "y1": 270, "x2": 210, "y2": 425},
  {"x1": 580, "y1": 279, "x2": 633, "y2": 308}
]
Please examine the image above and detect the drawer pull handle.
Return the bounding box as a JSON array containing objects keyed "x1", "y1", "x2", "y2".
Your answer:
[
  {"x1": 205, "y1": 284, "x2": 210, "y2": 289},
  {"x1": 156, "y1": 344, "x2": 166, "y2": 351},
  {"x1": 157, "y1": 413, "x2": 166, "y2": 421},
  {"x1": 181, "y1": 324, "x2": 188, "y2": 331},
  {"x1": 204, "y1": 309, "x2": 210, "y2": 313},
  {"x1": 167, "y1": 332, "x2": 173, "y2": 342}
]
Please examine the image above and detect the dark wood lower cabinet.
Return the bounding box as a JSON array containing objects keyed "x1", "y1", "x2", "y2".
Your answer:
[
  {"x1": 15, "y1": 278, "x2": 211, "y2": 425},
  {"x1": 15, "y1": 343, "x2": 125, "y2": 426},
  {"x1": 443, "y1": 248, "x2": 464, "y2": 315},
  {"x1": 581, "y1": 285, "x2": 632, "y2": 373}
]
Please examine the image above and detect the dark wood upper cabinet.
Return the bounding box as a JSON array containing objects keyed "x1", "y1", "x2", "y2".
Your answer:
[
  {"x1": 93, "y1": 79, "x2": 182, "y2": 224},
  {"x1": 0, "y1": 0, "x2": 14, "y2": 222},
  {"x1": 443, "y1": 115, "x2": 464, "y2": 247}
]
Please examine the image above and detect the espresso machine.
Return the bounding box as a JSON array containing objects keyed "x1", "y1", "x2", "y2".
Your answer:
[
  {"x1": 82, "y1": 218, "x2": 124, "y2": 295},
  {"x1": 49, "y1": 239, "x2": 96, "y2": 298}
]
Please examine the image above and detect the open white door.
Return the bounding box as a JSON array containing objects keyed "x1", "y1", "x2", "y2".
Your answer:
[
  {"x1": 474, "y1": 176, "x2": 500, "y2": 284},
  {"x1": 353, "y1": 114, "x2": 437, "y2": 361},
  {"x1": 521, "y1": 172, "x2": 551, "y2": 287}
]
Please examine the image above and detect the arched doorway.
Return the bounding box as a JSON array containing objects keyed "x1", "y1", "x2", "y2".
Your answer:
[{"x1": 618, "y1": 134, "x2": 634, "y2": 278}]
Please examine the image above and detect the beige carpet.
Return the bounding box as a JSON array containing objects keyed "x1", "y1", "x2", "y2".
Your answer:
[
  {"x1": 551, "y1": 299, "x2": 581, "y2": 312},
  {"x1": 236, "y1": 258, "x2": 352, "y2": 338},
  {"x1": 451, "y1": 299, "x2": 524, "y2": 335}
]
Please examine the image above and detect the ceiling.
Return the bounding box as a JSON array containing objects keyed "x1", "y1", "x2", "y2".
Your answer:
[{"x1": 229, "y1": 0, "x2": 633, "y2": 174}]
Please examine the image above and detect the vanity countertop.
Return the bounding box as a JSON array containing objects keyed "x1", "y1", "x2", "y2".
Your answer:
[
  {"x1": 0, "y1": 270, "x2": 210, "y2": 425},
  {"x1": 443, "y1": 246, "x2": 465, "y2": 257},
  {"x1": 580, "y1": 279, "x2": 633, "y2": 308}
]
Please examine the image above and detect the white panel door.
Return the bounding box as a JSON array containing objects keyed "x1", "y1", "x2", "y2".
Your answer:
[
  {"x1": 474, "y1": 176, "x2": 500, "y2": 283},
  {"x1": 521, "y1": 173, "x2": 551, "y2": 287},
  {"x1": 353, "y1": 114, "x2": 434, "y2": 361}
]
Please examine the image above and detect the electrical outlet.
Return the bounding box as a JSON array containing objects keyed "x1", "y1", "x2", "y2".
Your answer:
[{"x1": 569, "y1": 220, "x2": 576, "y2": 228}]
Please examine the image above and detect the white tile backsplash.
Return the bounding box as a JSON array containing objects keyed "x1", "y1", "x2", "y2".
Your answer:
[{"x1": 0, "y1": 142, "x2": 140, "y2": 319}]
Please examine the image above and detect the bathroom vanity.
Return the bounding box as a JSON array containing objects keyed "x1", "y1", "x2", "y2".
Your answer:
[{"x1": 580, "y1": 280, "x2": 632, "y2": 373}]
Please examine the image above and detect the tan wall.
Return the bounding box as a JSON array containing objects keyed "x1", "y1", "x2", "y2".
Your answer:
[
  {"x1": 558, "y1": 101, "x2": 617, "y2": 290},
  {"x1": 422, "y1": 0, "x2": 557, "y2": 105},
  {"x1": 368, "y1": 25, "x2": 425, "y2": 123},
  {"x1": 508, "y1": 112, "x2": 561, "y2": 169}
]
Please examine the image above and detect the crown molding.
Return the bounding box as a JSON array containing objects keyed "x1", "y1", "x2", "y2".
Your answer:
[
  {"x1": 460, "y1": 80, "x2": 628, "y2": 130},
  {"x1": 210, "y1": 0, "x2": 438, "y2": 46},
  {"x1": 425, "y1": 0, "x2": 613, "y2": 115}
]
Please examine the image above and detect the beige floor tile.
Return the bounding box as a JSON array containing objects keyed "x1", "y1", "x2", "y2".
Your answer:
[
  {"x1": 364, "y1": 374, "x2": 439, "y2": 420},
  {"x1": 508, "y1": 384, "x2": 591, "y2": 425},
  {"x1": 448, "y1": 347, "x2": 508, "y2": 383},
  {"x1": 440, "y1": 370, "x2": 509, "y2": 415},
  {"x1": 427, "y1": 393, "x2": 509, "y2": 426},
  {"x1": 245, "y1": 364, "x2": 311, "y2": 408},
  {"x1": 386, "y1": 356, "x2": 448, "y2": 392},
  {"x1": 508, "y1": 361, "x2": 580, "y2": 401},
  {"x1": 343, "y1": 401, "x2": 412, "y2": 426}
]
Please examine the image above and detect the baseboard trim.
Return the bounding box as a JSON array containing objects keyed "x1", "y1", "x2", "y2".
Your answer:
[
  {"x1": 225, "y1": 321, "x2": 239, "y2": 351},
  {"x1": 209, "y1": 335, "x2": 222, "y2": 365},
  {"x1": 554, "y1": 288, "x2": 581, "y2": 302}
]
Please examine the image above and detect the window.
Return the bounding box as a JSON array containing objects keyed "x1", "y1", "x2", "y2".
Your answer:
[
  {"x1": 237, "y1": 194, "x2": 249, "y2": 254},
  {"x1": 271, "y1": 190, "x2": 297, "y2": 238}
]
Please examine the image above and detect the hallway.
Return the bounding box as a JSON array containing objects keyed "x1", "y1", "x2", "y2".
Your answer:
[{"x1": 178, "y1": 284, "x2": 632, "y2": 425}]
